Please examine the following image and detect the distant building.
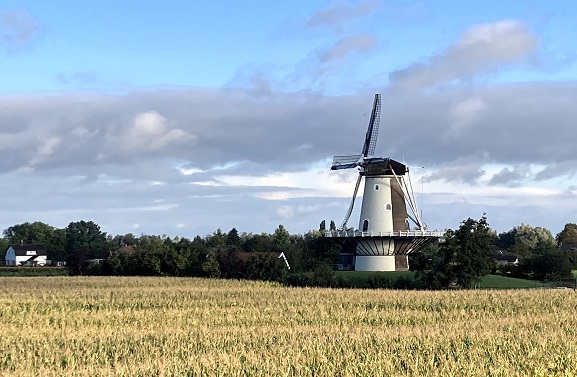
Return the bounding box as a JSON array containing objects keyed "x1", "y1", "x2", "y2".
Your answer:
[
  {"x1": 493, "y1": 254, "x2": 519, "y2": 266},
  {"x1": 4, "y1": 244, "x2": 48, "y2": 266}
]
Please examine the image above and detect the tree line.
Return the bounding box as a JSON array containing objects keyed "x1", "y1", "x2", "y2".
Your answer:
[
  {"x1": 410, "y1": 218, "x2": 577, "y2": 288},
  {"x1": 1, "y1": 221, "x2": 338, "y2": 281},
  {"x1": 2, "y1": 218, "x2": 576, "y2": 289}
]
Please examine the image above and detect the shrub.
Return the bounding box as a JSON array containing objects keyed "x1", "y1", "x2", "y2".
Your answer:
[{"x1": 367, "y1": 274, "x2": 393, "y2": 289}]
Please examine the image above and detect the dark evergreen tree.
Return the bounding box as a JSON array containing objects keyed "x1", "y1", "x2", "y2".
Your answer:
[
  {"x1": 329, "y1": 220, "x2": 336, "y2": 231},
  {"x1": 226, "y1": 227, "x2": 241, "y2": 248}
]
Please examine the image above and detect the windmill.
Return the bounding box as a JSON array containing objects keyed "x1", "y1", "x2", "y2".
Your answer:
[{"x1": 327, "y1": 94, "x2": 443, "y2": 271}]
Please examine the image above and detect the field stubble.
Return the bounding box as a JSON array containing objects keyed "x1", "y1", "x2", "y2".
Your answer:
[{"x1": 0, "y1": 277, "x2": 576, "y2": 376}]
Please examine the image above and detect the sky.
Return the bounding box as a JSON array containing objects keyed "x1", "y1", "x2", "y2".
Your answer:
[{"x1": 1, "y1": 0, "x2": 576, "y2": 238}]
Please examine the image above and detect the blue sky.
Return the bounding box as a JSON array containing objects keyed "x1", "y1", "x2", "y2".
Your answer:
[
  {"x1": 5, "y1": 0, "x2": 576, "y2": 93},
  {"x1": 1, "y1": 0, "x2": 576, "y2": 237}
]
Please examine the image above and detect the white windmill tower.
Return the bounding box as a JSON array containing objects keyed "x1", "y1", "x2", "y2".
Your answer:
[{"x1": 327, "y1": 94, "x2": 443, "y2": 271}]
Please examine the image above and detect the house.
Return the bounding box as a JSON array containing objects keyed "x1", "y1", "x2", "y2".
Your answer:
[
  {"x1": 4, "y1": 244, "x2": 48, "y2": 266},
  {"x1": 494, "y1": 254, "x2": 519, "y2": 266}
]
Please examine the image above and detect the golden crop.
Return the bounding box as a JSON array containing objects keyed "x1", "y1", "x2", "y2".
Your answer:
[{"x1": 0, "y1": 277, "x2": 576, "y2": 376}]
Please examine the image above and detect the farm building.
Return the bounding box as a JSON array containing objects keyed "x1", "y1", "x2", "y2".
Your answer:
[
  {"x1": 3, "y1": 244, "x2": 48, "y2": 266},
  {"x1": 493, "y1": 254, "x2": 519, "y2": 266}
]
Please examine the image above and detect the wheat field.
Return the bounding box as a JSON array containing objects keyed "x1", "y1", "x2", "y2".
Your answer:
[{"x1": 0, "y1": 276, "x2": 576, "y2": 376}]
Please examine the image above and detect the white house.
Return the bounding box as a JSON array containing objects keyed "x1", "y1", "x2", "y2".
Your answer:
[{"x1": 4, "y1": 244, "x2": 48, "y2": 266}]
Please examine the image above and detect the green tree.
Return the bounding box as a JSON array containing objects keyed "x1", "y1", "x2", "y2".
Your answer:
[
  {"x1": 512, "y1": 223, "x2": 556, "y2": 258},
  {"x1": 241, "y1": 233, "x2": 274, "y2": 253},
  {"x1": 108, "y1": 247, "x2": 138, "y2": 275},
  {"x1": 215, "y1": 249, "x2": 243, "y2": 278},
  {"x1": 174, "y1": 237, "x2": 204, "y2": 276},
  {"x1": 4, "y1": 221, "x2": 52, "y2": 243},
  {"x1": 305, "y1": 231, "x2": 339, "y2": 265},
  {"x1": 47, "y1": 229, "x2": 67, "y2": 261},
  {"x1": 0, "y1": 238, "x2": 9, "y2": 255},
  {"x1": 65, "y1": 220, "x2": 108, "y2": 258},
  {"x1": 409, "y1": 242, "x2": 439, "y2": 271},
  {"x1": 557, "y1": 223, "x2": 577, "y2": 245},
  {"x1": 420, "y1": 216, "x2": 493, "y2": 289},
  {"x1": 416, "y1": 237, "x2": 457, "y2": 289},
  {"x1": 272, "y1": 225, "x2": 290, "y2": 251},
  {"x1": 133, "y1": 235, "x2": 172, "y2": 276},
  {"x1": 496, "y1": 228, "x2": 517, "y2": 250},
  {"x1": 451, "y1": 216, "x2": 494, "y2": 288},
  {"x1": 3, "y1": 221, "x2": 65, "y2": 260},
  {"x1": 206, "y1": 229, "x2": 226, "y2": 249},
  {"x1": 242, "y1": 254, "x2": 288, "y2": 282},
  {"x1": 522, "y1": 243, "x2": 573, "y2": 281},
  {"x1": 226, "y1": 228, "x2": 240, "y2": 248},
  {"x1": 201, "y1": 255, "x2": 221, "y2": 278},
  {"x1": 66, "y1": 249, "x2": 89, "y2": 276}
]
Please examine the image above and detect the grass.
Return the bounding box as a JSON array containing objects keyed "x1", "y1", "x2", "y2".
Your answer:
[
  {"x1": 478, "y1": 274, "x2": 553, "y2": 289},
  {"x1": 1, "y1": 276, "x2": 577, "y2": 376},
  {"x1": 335, "y1": 270, "x2": 414, "y2": 288},
  {"x1": 335, "y1": 271, "x2": 556, "y2": 289},
  {"x1": 0, "y1": 267, "x2": 68, "y2": 277}
]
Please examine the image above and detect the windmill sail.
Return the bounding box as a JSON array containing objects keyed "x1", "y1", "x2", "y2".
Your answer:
[
  {"x1": 339, "y1": 174, "x2": 362, "y2": 231},
  {"x1": 334, "y1": 94, "x2": 382, "y2": 230},
  {"x1": 331, "y1": 154, "x2": 362, "y2": 170},
  {"x1": 361, "y1": 94, "x2": 381, "y2": 158}
]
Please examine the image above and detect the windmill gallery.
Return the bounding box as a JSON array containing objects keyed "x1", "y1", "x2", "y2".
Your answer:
[{"x1": 326, "y1": 94, "x2": 443, "y2": 272}]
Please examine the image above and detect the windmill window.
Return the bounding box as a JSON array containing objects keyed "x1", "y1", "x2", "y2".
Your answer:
[
  {"x1": 385, "y1": 203, "x2": 392, "y2": 211},
  {"x1": 374, "y1": 184, "x2": 380, "y2": 191},
  {"x1": 362, "y1": 220, "x2": 369, "y2": 232}
]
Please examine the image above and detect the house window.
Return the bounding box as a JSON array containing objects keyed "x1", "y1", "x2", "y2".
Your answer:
[
  {"x1": 362, "y1": 220, "x2": 369, "y2": 232},
  {"x1": 374, "y1": 184, "x2": 380, "y2": 191},
  {"x1": 385, "y1": 203, "x2": 392, "y2": 211}
]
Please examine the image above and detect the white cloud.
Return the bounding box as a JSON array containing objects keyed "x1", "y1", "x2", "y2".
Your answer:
[
  {"x1": 123, "y1": 111, "x2": 196, "y2": 152},
  {"x1": 446, "y1": 97, "x2": 487, "y2": 137},
  {"x1": 0, "y1": 81, "x2": 575, "y2": 236},
  {"x1": 276, "y1": 205, "x2": 294, "y2": 218},
  {"x1": 0, "y1": 8, "x2": 41, "y2": 51},
  {"x1": 178, "y1": 167, "x2": 204, "y2": 175},
  {"x1": 133, "y1": 111, "x2": 166, "y2": 135},
  {"x1": 389, "y1": 20, "x2": 538, "y2": 89},
  {"x1": 305, "y1": 0, "x2": 381, "y2": 33},
  {"x1": 28, "y1": 137, "x2": 61, "y2": 167},
  {"x1": 319, "y1": 34, "x2": 378, "y2": 62}
]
